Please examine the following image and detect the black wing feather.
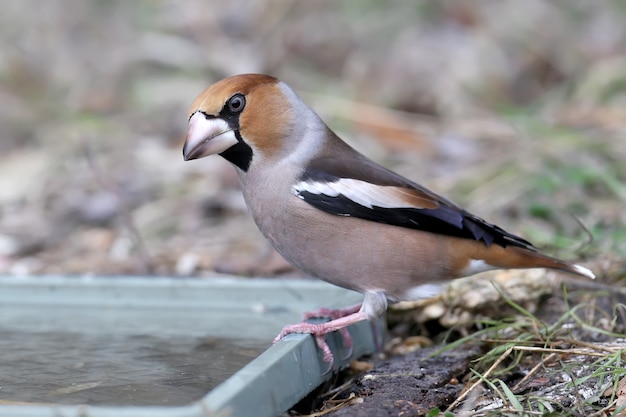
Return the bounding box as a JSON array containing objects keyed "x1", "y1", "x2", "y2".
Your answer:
[
  {"x1": 297, "y1": 181, "x2": 535, "y2": 251},
  {"x1": 298, "y1": 141, "x2": 536, "y2": 250}
]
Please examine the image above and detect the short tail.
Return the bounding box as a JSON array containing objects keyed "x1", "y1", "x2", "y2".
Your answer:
[
  {"x1": 482, "y1": 245, "x2": 596, "y2": 279},
  {"x1": 515, "y1": 249, "x2": 595, "y2": 279}
]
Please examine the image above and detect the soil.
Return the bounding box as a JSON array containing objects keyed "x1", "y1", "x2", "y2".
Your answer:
[
  {"x1": 319, "y1": 345, "x2": 482, "y2": 417},
  {"x1": 290, "y1": 281, "x2": 626, "y2": 416}
]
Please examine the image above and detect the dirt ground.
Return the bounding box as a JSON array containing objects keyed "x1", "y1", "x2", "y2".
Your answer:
[
  {"x1": 293, "y1": 276, "x2": 626, "y2": 416},
  {"x1": 1, "y1": 2, "x2": 626, "y2": 416}
]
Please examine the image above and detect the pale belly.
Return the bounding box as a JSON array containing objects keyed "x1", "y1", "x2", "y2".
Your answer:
[{"x1": 247, "y1": 193, "x2": 461, "y2": 301}]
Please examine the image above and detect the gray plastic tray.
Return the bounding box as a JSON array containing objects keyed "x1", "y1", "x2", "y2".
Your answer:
[{"x1": 0, "y1": 275, "x2": 382, "y2": 417}]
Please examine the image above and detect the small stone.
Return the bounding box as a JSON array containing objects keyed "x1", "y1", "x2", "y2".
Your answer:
[
  {"x1": 175, "y1": 252, "x2": 199, "y2": 275},
  {"x1": 0, "y1": 234, "x2": 19, "y2": 256}
]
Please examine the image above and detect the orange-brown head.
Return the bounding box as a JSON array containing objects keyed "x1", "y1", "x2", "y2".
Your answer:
[{"x1": 183, "y1": 74, "x2": 314, "y2": 171}]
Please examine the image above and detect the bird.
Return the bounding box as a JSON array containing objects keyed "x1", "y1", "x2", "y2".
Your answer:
[{"x1": 182, "y1": 73, "x2": 595, "y2": 367}]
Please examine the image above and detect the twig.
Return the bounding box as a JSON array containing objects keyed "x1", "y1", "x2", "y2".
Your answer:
[
  {"x1": 511, "y1": 352, "x2": 558, "y2": 392},
  {"x1": 562, "y1": 339, "x2": 626, "y2": 354},
  {"x1": 511, "y1": 346, "x2": 615, "y2": 357},
  {"x1": 302, "y1": 392, "x2": 362, "y2": 417},
  {"x1": 569, "y1": 212, "x2": 595, "y2": 253},
  {"x1": 446, "y1": 345, "x2": 514, "y2": 412}
]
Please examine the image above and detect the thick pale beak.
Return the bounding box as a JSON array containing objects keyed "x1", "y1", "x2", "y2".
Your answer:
[{"x1": 183, "y1": 112, "x2": 238, "y2": 161}]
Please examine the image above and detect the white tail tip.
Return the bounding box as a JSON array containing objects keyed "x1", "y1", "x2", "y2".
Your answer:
[{"x1": 572, "y1": 264, "x2": 596, "y2": 280}]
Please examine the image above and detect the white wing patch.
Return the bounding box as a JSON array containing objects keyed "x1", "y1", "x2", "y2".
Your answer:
[
  {"x1": 292, "y1": 178, "x2": 425, "y2": 209},
  {"x1": 403, "y1": 283, "x2": 445, "y2": 301},
  {"x1": 458, "y1": 259, "x2": 497, "y2": 276}
]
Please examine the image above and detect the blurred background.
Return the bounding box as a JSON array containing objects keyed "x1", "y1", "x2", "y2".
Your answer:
[{"x1": 0, "y1": 0, "x2": 623, "y2": 277}]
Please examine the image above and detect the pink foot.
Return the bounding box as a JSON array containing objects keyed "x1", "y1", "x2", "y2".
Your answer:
[
  {"x1": 302, "y1": 304, "x2": 362, "y2": 357},
  {"x1": 273, "y1": 310, "x2": 369, "y2": 371}
]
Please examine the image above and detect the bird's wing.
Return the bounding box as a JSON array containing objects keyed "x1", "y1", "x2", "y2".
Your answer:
[{"x1": 295, "y1": 156, "x2": 536, "y2": 250}]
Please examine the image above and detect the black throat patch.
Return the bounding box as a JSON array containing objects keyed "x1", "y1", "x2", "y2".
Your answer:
[
  {"x1": 214, "y1": 103, "x2": 253, "y2": 171},
  {"x1": 219, "y1": 132, "x2": 253, "y2": 171}
]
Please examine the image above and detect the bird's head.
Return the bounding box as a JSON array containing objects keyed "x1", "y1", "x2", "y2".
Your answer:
[{"x1": 183, "y1": 74, "x2": 317, "y2": 172}]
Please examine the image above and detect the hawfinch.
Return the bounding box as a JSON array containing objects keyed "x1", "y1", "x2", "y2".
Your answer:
[{"x1": 183, "y1": 74, "x2": 595, "y2": 366}]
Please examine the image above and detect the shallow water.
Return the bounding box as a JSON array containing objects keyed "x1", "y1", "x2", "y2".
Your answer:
[{"x1": 0, "y1": 329, "x2": 266, "y2": 406}]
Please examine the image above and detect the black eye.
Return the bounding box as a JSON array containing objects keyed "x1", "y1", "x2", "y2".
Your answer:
[{"x1": 227, "y1": 94, "x2": 246, "y2": 113}]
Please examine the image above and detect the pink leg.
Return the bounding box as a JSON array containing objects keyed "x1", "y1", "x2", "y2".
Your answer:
[
  {"x1": 302, "y1": 304, "x2": 362, "y2": 321},
  {"x1": 273, "y1": 310, "x2": 369, "y2": 369}
]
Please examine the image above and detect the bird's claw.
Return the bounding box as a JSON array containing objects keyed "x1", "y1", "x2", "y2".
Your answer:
[{"x1": 273, "y1": 322, "x2": 339, "y2": 372}]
